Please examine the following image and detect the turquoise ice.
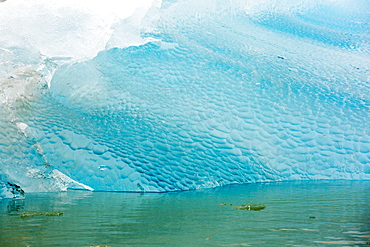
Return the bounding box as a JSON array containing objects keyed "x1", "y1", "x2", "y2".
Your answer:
[{"x1": 0, "y1": 0, "x2": 369, "y2": 195}]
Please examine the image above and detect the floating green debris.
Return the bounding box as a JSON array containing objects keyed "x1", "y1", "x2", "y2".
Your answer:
[
  {"x1": 235, "y1": 203, "x2": 266, "y2": 211},
  {"x1": 21, "y1": 211, "x2": 64, "y2": 219}
]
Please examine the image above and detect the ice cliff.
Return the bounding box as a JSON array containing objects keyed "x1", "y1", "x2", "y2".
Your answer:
[{"x1": 0, "y1": 0, "x2": 369, "y2": 197}]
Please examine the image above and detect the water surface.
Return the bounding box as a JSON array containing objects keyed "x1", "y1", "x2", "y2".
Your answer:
[{"x1": 1, "y1": 180, "x2": 369, "y2": 246}]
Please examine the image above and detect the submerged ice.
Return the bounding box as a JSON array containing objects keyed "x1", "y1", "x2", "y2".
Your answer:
[{"x1": 0, "y1": 0, "x2": 369, "y2": 196}]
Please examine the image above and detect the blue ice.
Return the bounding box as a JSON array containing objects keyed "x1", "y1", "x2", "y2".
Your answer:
[{"x1": 0, "y1": 0, "x2": 369, "y2": 196}]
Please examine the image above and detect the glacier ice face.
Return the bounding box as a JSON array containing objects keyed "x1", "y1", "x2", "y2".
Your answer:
[{"x1": 0, "y1": 0, "x2": 369, "y2": 195}]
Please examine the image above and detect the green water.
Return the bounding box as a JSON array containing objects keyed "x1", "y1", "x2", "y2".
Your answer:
[{"x1": 1, "y1": 181, "x2": 369, "y2": 246}]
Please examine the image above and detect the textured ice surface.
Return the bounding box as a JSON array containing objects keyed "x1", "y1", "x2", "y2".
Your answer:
[{"x1": 0, "y1": 0, "x2": 369, "y2": 195}]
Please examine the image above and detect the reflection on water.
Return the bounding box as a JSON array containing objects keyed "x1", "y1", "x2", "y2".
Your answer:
[{"x1": 0, "y1": 181, "x2": 369, "y2": 246}]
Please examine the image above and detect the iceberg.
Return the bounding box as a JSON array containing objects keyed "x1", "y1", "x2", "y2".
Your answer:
[{"x1": 0, "y1": 0, "x2": 369, "y2": 196}]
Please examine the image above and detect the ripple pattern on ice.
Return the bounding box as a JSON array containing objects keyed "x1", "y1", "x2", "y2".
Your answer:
[{"x1": 0, "y1": 0, "x2": 369, "y2": 193}]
